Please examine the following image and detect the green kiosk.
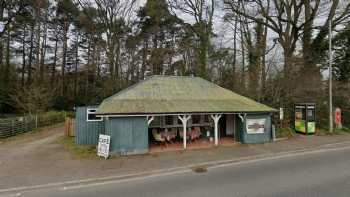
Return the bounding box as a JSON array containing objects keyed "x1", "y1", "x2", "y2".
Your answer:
[{"x1": 294, "y1": 103, "x2": 316, "y2": 134}]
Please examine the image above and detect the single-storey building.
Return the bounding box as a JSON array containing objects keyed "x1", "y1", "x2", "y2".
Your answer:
[{"x1": 75, "y1": 75, "x2": 277, "y2": 155}]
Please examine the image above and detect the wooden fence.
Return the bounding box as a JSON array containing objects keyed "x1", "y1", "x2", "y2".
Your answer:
[
  {"x1": 65, "y1": 118, "x2": 75, "y2": 137},
  {"x1": 0, "y1": 113, "x2": 66, "y2": 139}
]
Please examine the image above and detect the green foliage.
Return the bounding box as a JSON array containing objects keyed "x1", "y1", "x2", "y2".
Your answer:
[
  {"x1": 9, "y1": 84, "x2": 56, "y2": 114},
  {"x1": 333, "y1": 25, "x2": 350, "y2": 82},
  {"x1": 276, "y1": 127, "x2": 294, "y2": 138}
]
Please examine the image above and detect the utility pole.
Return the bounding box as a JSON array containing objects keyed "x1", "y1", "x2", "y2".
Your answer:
[{"x1": 329, "y1": 18, "x2": 333, "y2": 133}]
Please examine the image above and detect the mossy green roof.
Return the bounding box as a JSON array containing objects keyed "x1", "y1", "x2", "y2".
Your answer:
[{"x1": 97, "y1": 76, "x2": 277, "y2": 115}]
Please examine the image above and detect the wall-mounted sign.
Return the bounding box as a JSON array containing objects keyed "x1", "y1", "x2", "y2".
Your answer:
[
  {"x1": 335, "y1": 107, "x2": 342, "y2": 128},
  {"x1": 246, "y1": 118, "x2": 266, "y2": 134},
  {"x1": 279, "y1": 108, "x2": 284, "y2": 120},
  {"x1": 97, "y1": 134, "x2": 110, "y2": 159}
]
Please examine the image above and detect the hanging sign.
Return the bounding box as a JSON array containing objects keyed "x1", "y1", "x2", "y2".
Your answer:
[
  {"x1": 279, "y1": 108, "x2": 284, "y2": 120},
  {"x1": 97, "y1": 134, "x2": 110, "y2": 159},
  {"x1": 246, "y1": 118, "x2": 266, "y2": 134}
]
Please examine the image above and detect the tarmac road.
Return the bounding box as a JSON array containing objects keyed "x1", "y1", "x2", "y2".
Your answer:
[{"x1": 6, "y1": 143, "x2": 350, "y2": 197}]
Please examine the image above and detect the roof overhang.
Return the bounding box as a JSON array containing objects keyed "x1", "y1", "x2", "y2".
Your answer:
[{"x1": 96, "y1": 110, "x2": 277, "y2": 117}]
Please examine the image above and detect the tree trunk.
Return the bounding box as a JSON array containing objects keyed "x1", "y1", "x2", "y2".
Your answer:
[
  {"x1": 4, "y1": 26, "x2": 10, "y2": 85},
  {"x1": 39, "y1": 10, "x2": 48, "y2": 83},
  {"x1": 282, "y1": 47, "x2": 294, "y2": 104},
  {"x1": 61, "y1": 20, "x2": 69, "y2": 96},
  {"x1": 74, "y1": 33, "x2": 79, "y2": 100},
  {"x1": 240, "y1": 28, "x2": 246, "y2": 92},
  {"x1": 260, "y1": 24, "x2": 268, "y2": 101},
  {"x1": 302, "y1": 0, "x2": 312, "y2": 68},
  {"x1": 0, "y1": 2, "x2": 3, "y2": 72},
  {"x1": 21, "y1": 26, "x2": 26, "y2": 87},
  {"x1": 152, "y1": 34, "x2": 159, "y2": 75},
  {"x1": 27, "y1": 23, "x2": 35, "y2": 85},
  {"x1": 51, "y1": 36, "x2": 58, "y2": 87},
  {"x1": 141, "y1": 38, "x2": 148, "y2": 79},
  {"x1": 35, "y1": 9, "x2": 41, "y2": 81},
  {"x1": 232, "y1": 18, "x2": 238, "y2": 89},
  {"x1": 197, "y1": 32, "x2": 208, "y2": 78}
]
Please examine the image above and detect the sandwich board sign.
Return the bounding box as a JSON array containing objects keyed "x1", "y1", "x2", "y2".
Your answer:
[{"x1": 97, "y1": 134, "x2": 110, "y2": 159}]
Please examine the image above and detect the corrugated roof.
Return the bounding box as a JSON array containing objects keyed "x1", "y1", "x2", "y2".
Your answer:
[{"x1": 97, "y1": 76, "x2": 277, "y2": 114}]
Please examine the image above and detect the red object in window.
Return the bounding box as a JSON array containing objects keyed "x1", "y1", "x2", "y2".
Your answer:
[{"x1": 335, "y1": 108, "x2": 341, "y2": 125}]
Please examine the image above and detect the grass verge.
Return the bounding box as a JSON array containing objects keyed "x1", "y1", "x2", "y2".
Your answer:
[
  {"x1": 57, "y1": 136, "x2": 98, "y2": 159},
  {"x1": 276, "y1": 127, "x2": 294, "y2": 138},
  {"x1": 316, "y1": 126, "x2": 350, "y2": 136}
]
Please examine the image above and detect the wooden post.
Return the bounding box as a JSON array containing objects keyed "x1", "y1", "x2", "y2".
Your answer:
[
  {"x1": 11, "y1": 120, "x2": 14, "y2": 136},
  {"x1": 211, "y1": 114, "x2": 222, "y2": 146},
  {"x1": 35, "y1": 114, "x2": 38, "y2": 129},
  {"x1": 65, "y1": 118, "x2": 68, "y2": 136},
  {"x1": 178, "y1": 115, "x2": 191, "y2": 149}
]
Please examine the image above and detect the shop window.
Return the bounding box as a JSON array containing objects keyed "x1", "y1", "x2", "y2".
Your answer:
[
  {"x1": 203, "y1": 115, "x2": 210, "y2": 123},
  {"x1": 150, "y1": 116, "x2": 161, "y2": 127},
  {"x1": 165, "y1": 116, "x2": 174, "y2": 125},
  {"x1": 178, "y1": 117, "x2": 183, "y2": 125},
  {"x1": 192, "y1": 115, "x2": 200, "y2": 124},
  {"x1": 86, "y1": 109, "x2": 103, "y2": 122}
]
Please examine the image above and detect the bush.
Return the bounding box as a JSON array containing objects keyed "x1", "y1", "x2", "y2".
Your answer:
[{"x1": 276, "y1": 127, "x2": 294, "y2": 138}]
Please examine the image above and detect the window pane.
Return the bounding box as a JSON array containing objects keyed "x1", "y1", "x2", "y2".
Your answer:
[
  {"x1": 203, "y1": 115, "x2": 209, "y2": 123},
  {"x1": 87, "y1": 109, "x2": 102, "y2": 121},
  {"x1": 150, "y1": 116, "x2": 161, "y2": 127},
  {"x1": 192, "y1": 115, "x2": 200, "y2": 124},
  {"x1": 165, "y1": 116, "x2": 173, "y2": 125},
  {"x1": 307, "y1": 109, "x2": 314, "y2": 121}
]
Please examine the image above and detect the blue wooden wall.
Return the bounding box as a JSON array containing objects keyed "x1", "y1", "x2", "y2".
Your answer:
[
  {"x1": 239, "y1": 113, "x2": 272, "y2": 144},
  {"x1": 105, "y1": 117, "x2": 148, "y2": 155},
  {"x1": 75, "y1": 106, "x2": 104, "y2": 145}
]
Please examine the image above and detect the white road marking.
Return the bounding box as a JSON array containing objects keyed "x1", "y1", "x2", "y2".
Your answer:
[
  {"x1": 0, "y1": 192, "x2": 21, "y2": 197},
  {"x1": 62, "y1": 169, "x2": 192, "y2": 190}
]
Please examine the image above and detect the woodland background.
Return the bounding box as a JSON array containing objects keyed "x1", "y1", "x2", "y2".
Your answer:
[{"x1": 0, "y1": 0, "x2": 349, "y2": 128}]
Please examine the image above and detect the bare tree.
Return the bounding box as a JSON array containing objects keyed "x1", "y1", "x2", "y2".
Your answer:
[
  {"x1": 224, "y1": 0, "x2": 350, "y2": 103},
  {"x1": 168, "y1": 0, "x2": 216, "y2": 78},
  {"x1": 77, "y1": 0, "x2": 138, "y2": 92}
]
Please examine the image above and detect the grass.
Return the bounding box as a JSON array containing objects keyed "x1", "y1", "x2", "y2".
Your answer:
[
  {"x1": 276, "y1": 127, "x2": 294, "y2": 138},
  {"x1": 57, "y1": 136, "x2": 98, "y2": 159},
  {"x1": 276, "y1": 125, "x2": 350, "y2": 137},
  {"x1": 315, "y1": 126, "x2": 350, "y2": 136}
]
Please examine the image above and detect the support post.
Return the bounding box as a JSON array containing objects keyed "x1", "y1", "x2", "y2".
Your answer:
[
  {"x1": 35, "y1": 114, "x2": 38, "y2": 129},
  {"x1": 329, "y1": 17, "x2": 333, "y2": 133},
  {"x1": 147, "y1": 116, "x2": 154, "y2": 126},
  {"x1": 211, "y1": 114, "x2": 222, "y2": 146},
  {"x1": 178, "y1": 115, "x2": 191, "y2": 149}
]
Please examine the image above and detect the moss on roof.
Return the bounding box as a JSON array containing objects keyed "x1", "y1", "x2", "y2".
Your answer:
[{"x1": 97, "y1": 76, "x2": 277, "y2": 114}]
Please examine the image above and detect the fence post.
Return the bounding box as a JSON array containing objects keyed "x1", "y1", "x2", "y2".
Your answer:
[
  {"x1": 11, "y1": 120, "x2": 15, "y2": 136},
  {"x1": 35, "y1": 114, "x2": 38, "y2": 129},
  {"x1": 24, "y1": 117, "x2": 27, "y2": 132}
]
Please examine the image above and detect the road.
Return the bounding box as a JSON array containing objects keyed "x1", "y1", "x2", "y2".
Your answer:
[{"x1": 3, "y1": 145, "x2": 350, "y2": 197}]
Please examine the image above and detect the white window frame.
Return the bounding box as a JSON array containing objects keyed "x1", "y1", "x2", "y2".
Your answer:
[{"x1": 86, "y1": 108, "x2": 103, "y2": 122}]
